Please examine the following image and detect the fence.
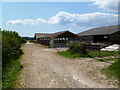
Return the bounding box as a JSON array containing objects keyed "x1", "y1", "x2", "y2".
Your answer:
[
  {"x1": 85, "y1": 44, "x2": 120, "y2": 57},
  {"x1": 85, "y1": 44, "x2": 101, "y2": 57}
]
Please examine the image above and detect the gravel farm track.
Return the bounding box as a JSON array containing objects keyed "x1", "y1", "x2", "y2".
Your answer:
[{"x1": 17, "y1": 42, "x2": 118, "y2": 88}]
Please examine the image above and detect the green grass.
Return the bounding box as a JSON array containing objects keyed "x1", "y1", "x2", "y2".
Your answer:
[
  {"x1": 29, "y1": 40, "x2": 36, "y2": 43},
  {"x1": 2, "y1": 57, "x2": 23, "y2": 88},
  {"x1": 101, "y1": 58, "x2": 120, "y2": 83},
  {"x1": 58, "y1": 50, "x2": 120, "y2": 58},
  {"x1": 58, "y1": 50, "x2": 90, "y2": 58},
  {"x1": 88, "y1": 51, "x2": 120, "y2": 58},
  {"x1": 96, "y1": 58, "x2": 118, "y2": 62}
]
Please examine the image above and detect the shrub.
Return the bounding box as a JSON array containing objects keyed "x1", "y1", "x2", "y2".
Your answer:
[
  {"x1": 2, "y1": 30, "x2": 26, "y2": 67},
  {"x1": 68, "y1": 43, "x2": 87, "y2": 55},
  {"x1": 21, "y1": 38, "x2": 27, "y2": 43}
]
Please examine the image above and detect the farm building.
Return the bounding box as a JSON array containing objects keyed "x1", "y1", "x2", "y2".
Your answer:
[
  {"x1": 77, "y1": 25, "x2": 120, "y2": 44},
  {"x1": 35, "y1": 30, "x2": 79, "y2": 47}
]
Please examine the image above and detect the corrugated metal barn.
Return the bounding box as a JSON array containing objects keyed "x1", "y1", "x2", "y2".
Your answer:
[
  {"x1": 77, "y1": 25, "x2": 120, "y2": 44},
  {"x1": 35, "y1": 30, "x2": 79, "y2": 47}
]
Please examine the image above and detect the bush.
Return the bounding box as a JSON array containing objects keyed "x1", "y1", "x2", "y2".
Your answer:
[
  {"x1": 21, "y1": 38, "x2": 27, "y2": 43},
  {"x1": 68, "y1": 43, "x2": 87, "y2": 55},
  {"x1": 2, "y1": 30, "x2": 26, "y2": 88},
  {"x1": 2, "y1": 30, "x2": 26, "y2": 67}
]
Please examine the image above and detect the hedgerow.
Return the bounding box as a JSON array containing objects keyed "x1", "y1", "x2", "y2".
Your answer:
[
  {"x1": 2, "y1": 30, "x2": 27, "y2": 67},
  {"x1": 2, "y1": 30, "x2": 27, "y2": 88}
]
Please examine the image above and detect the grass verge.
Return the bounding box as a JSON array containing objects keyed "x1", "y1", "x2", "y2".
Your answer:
[
  {"x1": 96, "y1": 57, "x2": 118, "y2": 62},
  {"x1": 58, "y1": 50, "x2": 120, "y2": 58},
  {"x1": 101, "y1": 58, "x2": 120, "y2": 86},
  {"x1": 2, "y1": 57, "x2": 23, "y2": 88},
  {"x1": 37, "y1": 44, "x2": 50, "y2": 48},
  {"x1": 29, "y1": 40, "x2": 36, "y2": 43},
  {"x1": 58, "y1": 50, "x2": 90, "y2": 58},
  {"x1": 89, "y1": 51, "x2": 120, "y2": 58}
]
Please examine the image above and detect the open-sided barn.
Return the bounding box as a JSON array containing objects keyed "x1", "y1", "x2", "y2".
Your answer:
[
  {"x1": 35, "y1": 30, "x2": 79, "y2": 47},
  {"x1": 77, "y1": 25, "x2": 120, "y2": 44}
]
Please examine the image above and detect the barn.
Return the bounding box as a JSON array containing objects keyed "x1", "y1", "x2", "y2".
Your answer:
[
  {"x1": 35, "y1": 30, "x2": 79, "y2": 47},
  {"x1": 77, "y1": 25, "x2": 120, "y2": 44}
]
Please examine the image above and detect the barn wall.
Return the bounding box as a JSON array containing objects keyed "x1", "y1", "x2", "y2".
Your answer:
[
  {"x1": 93, "y1": 35, "x2": 110, "y2": 43},
  {"x1": 79, "y1": 36, "x2": 93, "y2": 42},
  {"x1": 37, "y1": 38, "x2": 50, "y2": 46},
  {"x1": 78, "y1": 35, "x2": 111, "y2": 43},
  {"x1": 109, "y1": 31, "x2": 120, "y2": 44}
]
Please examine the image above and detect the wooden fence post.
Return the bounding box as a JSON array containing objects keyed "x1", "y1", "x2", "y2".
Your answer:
[
  {"x1": 99, "y1": 45, "x2": 101, "y2": 57},
  {"x1": 83, "y1": 43, "x2": 86, "y2": 57}
]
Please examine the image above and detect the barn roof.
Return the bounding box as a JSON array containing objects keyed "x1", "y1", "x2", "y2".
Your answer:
[
  {"x1": 78, "y1": 25, "x2": 119, "y2": 36},
  {"x1": 35, "y1": 33, "x2": 52, "y2": 38},
  {"x1": 35, "y1": 30, "x2": 78, "y2": 39}
]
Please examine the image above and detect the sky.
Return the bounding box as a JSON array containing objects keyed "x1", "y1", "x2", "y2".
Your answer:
[{"x1": 1, "y1": 0, "x2": 119, "y2": 37}]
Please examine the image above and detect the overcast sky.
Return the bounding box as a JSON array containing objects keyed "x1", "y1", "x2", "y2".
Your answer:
[{"x1": 1, "y1": 0, "x2": 119, "y2": 37}]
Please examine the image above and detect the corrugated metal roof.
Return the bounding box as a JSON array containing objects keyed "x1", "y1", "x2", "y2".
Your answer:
[{"x1": 78, "y1": 25, "x2": 119, "y2": 36}]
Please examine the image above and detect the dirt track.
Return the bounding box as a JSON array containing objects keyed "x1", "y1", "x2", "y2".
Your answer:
[{"x1": 17, "y1": 42, "x2": 118, "y2": 88}]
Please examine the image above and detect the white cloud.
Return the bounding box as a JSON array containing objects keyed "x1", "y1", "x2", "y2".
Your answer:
[
  {"x1": 7, "y1": 18, "x2": 47, "y2": 25},
  {"x1": 48, "y1": 11, "x2": 118, "y2": 27},
  {"x1": 7, "y1": 11, "x2": 118, "y2": 28},
  {"x1": 48, "y1": 11, "x2": 73, "y2": 24},
  {"x1": 91, "y1": 0, "x2": 119, "y2": 12}
]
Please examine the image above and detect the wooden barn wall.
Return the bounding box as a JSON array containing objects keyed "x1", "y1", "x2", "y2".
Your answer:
[
  {"x1": 37, "y1": 38, "x2": 50, "y2": 46},
  {"x1": 110, "y1": 31, "x2": 120, "y2": 44},
  {"x1": 79, "y1": 36, "x2": 93, "y2": 42},
  {"x1": 93, "y1": 35, "x2": 110, "y2": 43}
]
